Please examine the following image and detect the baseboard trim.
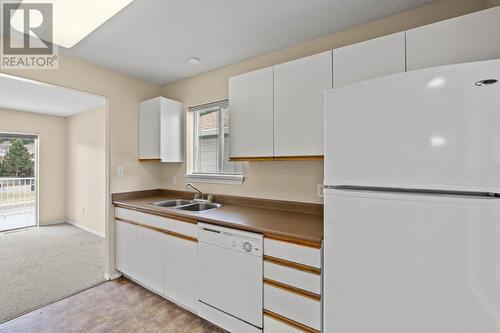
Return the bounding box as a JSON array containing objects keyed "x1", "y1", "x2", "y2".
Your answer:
[
  {"x1": 104, "y1": 271, "x2": 122, "y2": 280},
  {"x1": 66, "y1": 220, "x2": 105, "y2": 238},
  {"x1": 39, "y1": 219, "x2": 67, "y2": 226}
]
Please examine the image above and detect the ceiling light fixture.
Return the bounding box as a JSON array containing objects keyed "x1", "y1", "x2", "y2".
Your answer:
[
  {"x1": 427, "y1": 77, "x2": 446, "y2": 89},
  {"x1": 186, "y1": 57, "x2": 201, "y2": 65},
  {"x1": 10, "y1": 0, "x2": 135, "y2": 48}
]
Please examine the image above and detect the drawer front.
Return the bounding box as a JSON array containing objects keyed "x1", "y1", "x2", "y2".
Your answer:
[
  {"x1": 264, "y1": 261, "x2": 321, "y2": 294},
  {"x1": 115, "y1": 207, "x2": 197, "y2": 238},
  {"x1": 264, "y1": 238, "x2": 321, "y2": 269},
  {"x1": 264, "y1": 284, "x2": 321, "y2": 331},
  {"x1": 264, "y1": 314, "x2": 304, "y2": 333}
]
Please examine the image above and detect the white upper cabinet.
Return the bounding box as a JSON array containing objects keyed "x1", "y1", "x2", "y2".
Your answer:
[
  {"x1": 274, "y1": 51, "x2": 332, "y2": 157},
  {"x1": 333, "y1": 32, "x2": 406, "y2": 88},
  {"x1": 229, "y1": 66, "x2": 274, "y2": 159},
  {"x1": 407, "y1": 6, "x2": 500, "y2": 71},
  {"x1": 139, "y1": 96, "x2": 183, "y2": 162}
]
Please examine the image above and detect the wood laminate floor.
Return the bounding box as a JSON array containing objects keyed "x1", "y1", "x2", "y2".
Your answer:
[{"x1": 0, "y1": 278, "x2": 226, "y2": 333}]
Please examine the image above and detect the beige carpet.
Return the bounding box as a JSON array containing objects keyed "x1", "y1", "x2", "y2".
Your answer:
[{"x1": 0, "y1": 223, "x2": 105, "y2": 323}]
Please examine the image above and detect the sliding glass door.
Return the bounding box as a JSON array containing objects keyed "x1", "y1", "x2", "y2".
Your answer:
[{"x1": 0, "y1": 134, "x2": 37, "y2": 232}]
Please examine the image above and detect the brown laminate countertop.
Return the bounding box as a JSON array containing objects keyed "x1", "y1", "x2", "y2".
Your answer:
[{"x1": 112, "y1": 190, "x2": 323, "y2": 246}]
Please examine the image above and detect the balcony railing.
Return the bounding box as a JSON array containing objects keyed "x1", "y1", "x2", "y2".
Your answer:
[{"x1": 0, "y1": 177, "x2": 36, "y2": 208}]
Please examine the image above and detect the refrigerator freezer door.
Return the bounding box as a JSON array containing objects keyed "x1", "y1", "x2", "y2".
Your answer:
[
  {"x1": 324, "y1": 59, "x2": 500, "y2": 193},
  {"x1": 324, "y1": 189, "x2": 500, "y2": 333}
]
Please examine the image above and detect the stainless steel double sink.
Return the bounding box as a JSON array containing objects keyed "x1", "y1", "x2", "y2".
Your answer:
[{"x1": 152, "y1": 199, "x2": 222, "y2": 212}]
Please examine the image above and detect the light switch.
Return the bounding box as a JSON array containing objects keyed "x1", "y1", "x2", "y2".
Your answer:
[
  {"x1": 117, "y1": 166, "x2": 125, "y2": 177},
  {"x1": 317, "y1": 184, "x2": 324, "y2": 198}
]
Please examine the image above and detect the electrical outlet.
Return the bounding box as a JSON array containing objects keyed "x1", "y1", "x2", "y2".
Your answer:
[
  {"x1": 317, "y1": 184, "x2": 324, "y2": 198},
  {"x1": 117, "y1": 166, "x2": 125, "y2": 177},
  {"x1": 82, "y1": 208, "x2": 85, "y2": 216},
  {"x1": 171, "y1": 176, "x2": 177, "y2": 186}
]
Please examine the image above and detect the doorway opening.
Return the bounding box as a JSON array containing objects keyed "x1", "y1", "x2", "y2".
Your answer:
[{"x1": 0, "y1": 133, "x2": 37, "y2": 232}]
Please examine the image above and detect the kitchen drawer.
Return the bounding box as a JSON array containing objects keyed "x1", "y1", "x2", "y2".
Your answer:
[
  {"x1": 264, "y1": 260, "x2": 321, "y2": 294},
  {"x1": 264, "y1": 238, "x2": 321, "y2": 269},
  {"x1": 264, "y1": 283, "x2": 321, "y2": 331},
  {"x1": 115, "y1": 207, "x2": 197, "y2": 238},
  {"x1": 264, "y1": 314, "x2": 308, "y2": 333}
]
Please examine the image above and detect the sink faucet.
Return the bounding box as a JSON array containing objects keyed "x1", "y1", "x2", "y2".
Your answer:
[{"x1": 186, "y1": 183, "x2": 213, "y2": 202}]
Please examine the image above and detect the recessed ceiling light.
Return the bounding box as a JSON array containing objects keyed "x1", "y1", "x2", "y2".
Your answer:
[
  {"x1": 186, "y1": 57, "x2": 201, "y2": 65},
  {"x1": 10, "y1": 0, "x2": 135, "y2": 48},
  {"x1": 430, "y1": 136, "x2": 446, "y2": 147},
  {"x1": 427, "y1": 77, "x2": 446, "y2": 89}
]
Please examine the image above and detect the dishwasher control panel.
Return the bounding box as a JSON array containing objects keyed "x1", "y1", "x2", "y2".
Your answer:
[{"x1": 198, "y1": 223, "x2": 263, "y2": 257}]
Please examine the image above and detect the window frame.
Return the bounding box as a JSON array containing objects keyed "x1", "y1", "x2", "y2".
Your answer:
[{"x1": 186, "y1": 100, "x2": 244, "y2": 185}]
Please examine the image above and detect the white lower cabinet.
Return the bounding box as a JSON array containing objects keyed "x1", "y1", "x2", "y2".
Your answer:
[
  {"x1": 115, "y1": 219, "x2": 138, "y2": 278},
  {"x1": 264, "y1": 315, "x2": 304, "y2": 333},
  {"x1": 264, "y1": 284, "x2": 321, "y2": 331},
  {"x1": 136, "y1": 225, "x2": 165, "y2": 294},
  {"x1": 263, "y1": 238, "x2": 323, "y2": 332},
  {"x1": 114, "y1": 210, "x2": 198, "y2": 312},
  {"x1": 164, "y1": 235, "x2": 197, "y2": 311}
]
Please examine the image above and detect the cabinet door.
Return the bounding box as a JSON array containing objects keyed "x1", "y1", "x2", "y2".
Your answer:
[
  {"x1": 407, "y1": 7, "x2": 500, "y2": 71},
  {"x1": 160, "y1": 98, "x2": 183, "y2": 163},
  {"x1": 333, "y1": 32, "x2": 406, "y2": 88},
  {"x1": 229, "y1": 67, "x2": 274, "y2": 159},
  {"x1": 139, "y1": 98, "x2": 161, "y2": 160},
  {"x1": 135, "y1": 226, "x2": 165, "y2": 294},
  {"x1": 274, "y1": 51, "x2": 332, "y2": 157},
  {"x1": 164, "y1": 235, "x2": 197, "y2": 311},
  {"x1": 115, "y1": 220, "x2": 138, "y2": 278}
]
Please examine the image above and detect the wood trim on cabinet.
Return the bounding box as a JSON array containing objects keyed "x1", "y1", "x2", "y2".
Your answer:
[
  {"x1": 274, "y1": 155, "x2": 324, "y2": 161},
  {"x1": 264, "y1": 309, "x2": 320, "y2": 333},
  {"x1": 264, "y1": 278, "x2": 321, "y2": 302},
  {"x1": 114, "y1": 204, "x2": 198, "y2": 224},
  {"x1": 229, "y1": 156, "x2": 324, "y2": 161},
  {"x1": 138, "y1": 158, "x2": 161, "y2": 162},
  {"x1": 115, "y1": 217, "x2": 197, "y2": 243},
  {"x1": 229, "y1": 156, "x2": 274, "y2": 161},
  {"x1": 265, "y1": 235, "x2": 322, "y2": 249},
  {"x1": 264, "y1": 255, "x2": 321, "y2": 275}
]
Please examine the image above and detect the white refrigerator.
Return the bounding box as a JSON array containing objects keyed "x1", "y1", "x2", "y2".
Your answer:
[{"x1": 323, "y1": 59, "x2": 500, "y2": 333}]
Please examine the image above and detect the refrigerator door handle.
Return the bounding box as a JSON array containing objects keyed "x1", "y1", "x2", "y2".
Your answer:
[{"x1": 325, "y1": 185, "x2": 500, "y2": 198}]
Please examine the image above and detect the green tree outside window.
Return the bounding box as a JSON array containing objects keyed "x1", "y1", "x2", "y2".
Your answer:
[{"x1": 0, "y1": 139, "x2": 33, "y2": 177}]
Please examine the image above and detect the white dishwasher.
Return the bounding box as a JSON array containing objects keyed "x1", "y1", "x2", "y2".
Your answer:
[{"x1": 197, "y1": 223, "x2": 263, "y2": 333}]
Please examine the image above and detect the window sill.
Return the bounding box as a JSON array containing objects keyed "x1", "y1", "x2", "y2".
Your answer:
[{"x1": 185, "y1": 173, "x2": 244, "y2": 185}]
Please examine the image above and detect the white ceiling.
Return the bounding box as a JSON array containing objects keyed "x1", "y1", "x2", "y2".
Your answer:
[
  {"x1": 62, "y1": 0, "x2": 435, "y2": 85},
  {"x1": 0, "y1": 74, "x2": 106, "y2": 117}
]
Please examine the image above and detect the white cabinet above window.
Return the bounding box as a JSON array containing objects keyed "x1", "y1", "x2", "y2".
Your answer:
[{"x1": 139, "y1": 96, "x2": 183, "y2": 162}]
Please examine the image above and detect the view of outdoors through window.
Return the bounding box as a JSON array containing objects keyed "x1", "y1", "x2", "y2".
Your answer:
[
  {"x1": 0, "y1": 135, "x2": 36, "y2": 231},
  {"x1": 192, "y1": 102, "x2": 242, "y2": 176}
]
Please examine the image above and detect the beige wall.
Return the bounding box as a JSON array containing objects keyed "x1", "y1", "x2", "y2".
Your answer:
[
  {"x1": 161, "y1": 0, "x2": 488, "y2": 204},
  {"x1": 66, "y1": 107, "x2": 106, "y2": 237},
  {"x1": 0, "y1": 108, "x2": 66, "y2": 224},
  {"x1": 0, "y1": 54, "x2": 163, "y2": 195},
  {"x1": 1, "y1": 50, "x2": 162, "y2": 277}
]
